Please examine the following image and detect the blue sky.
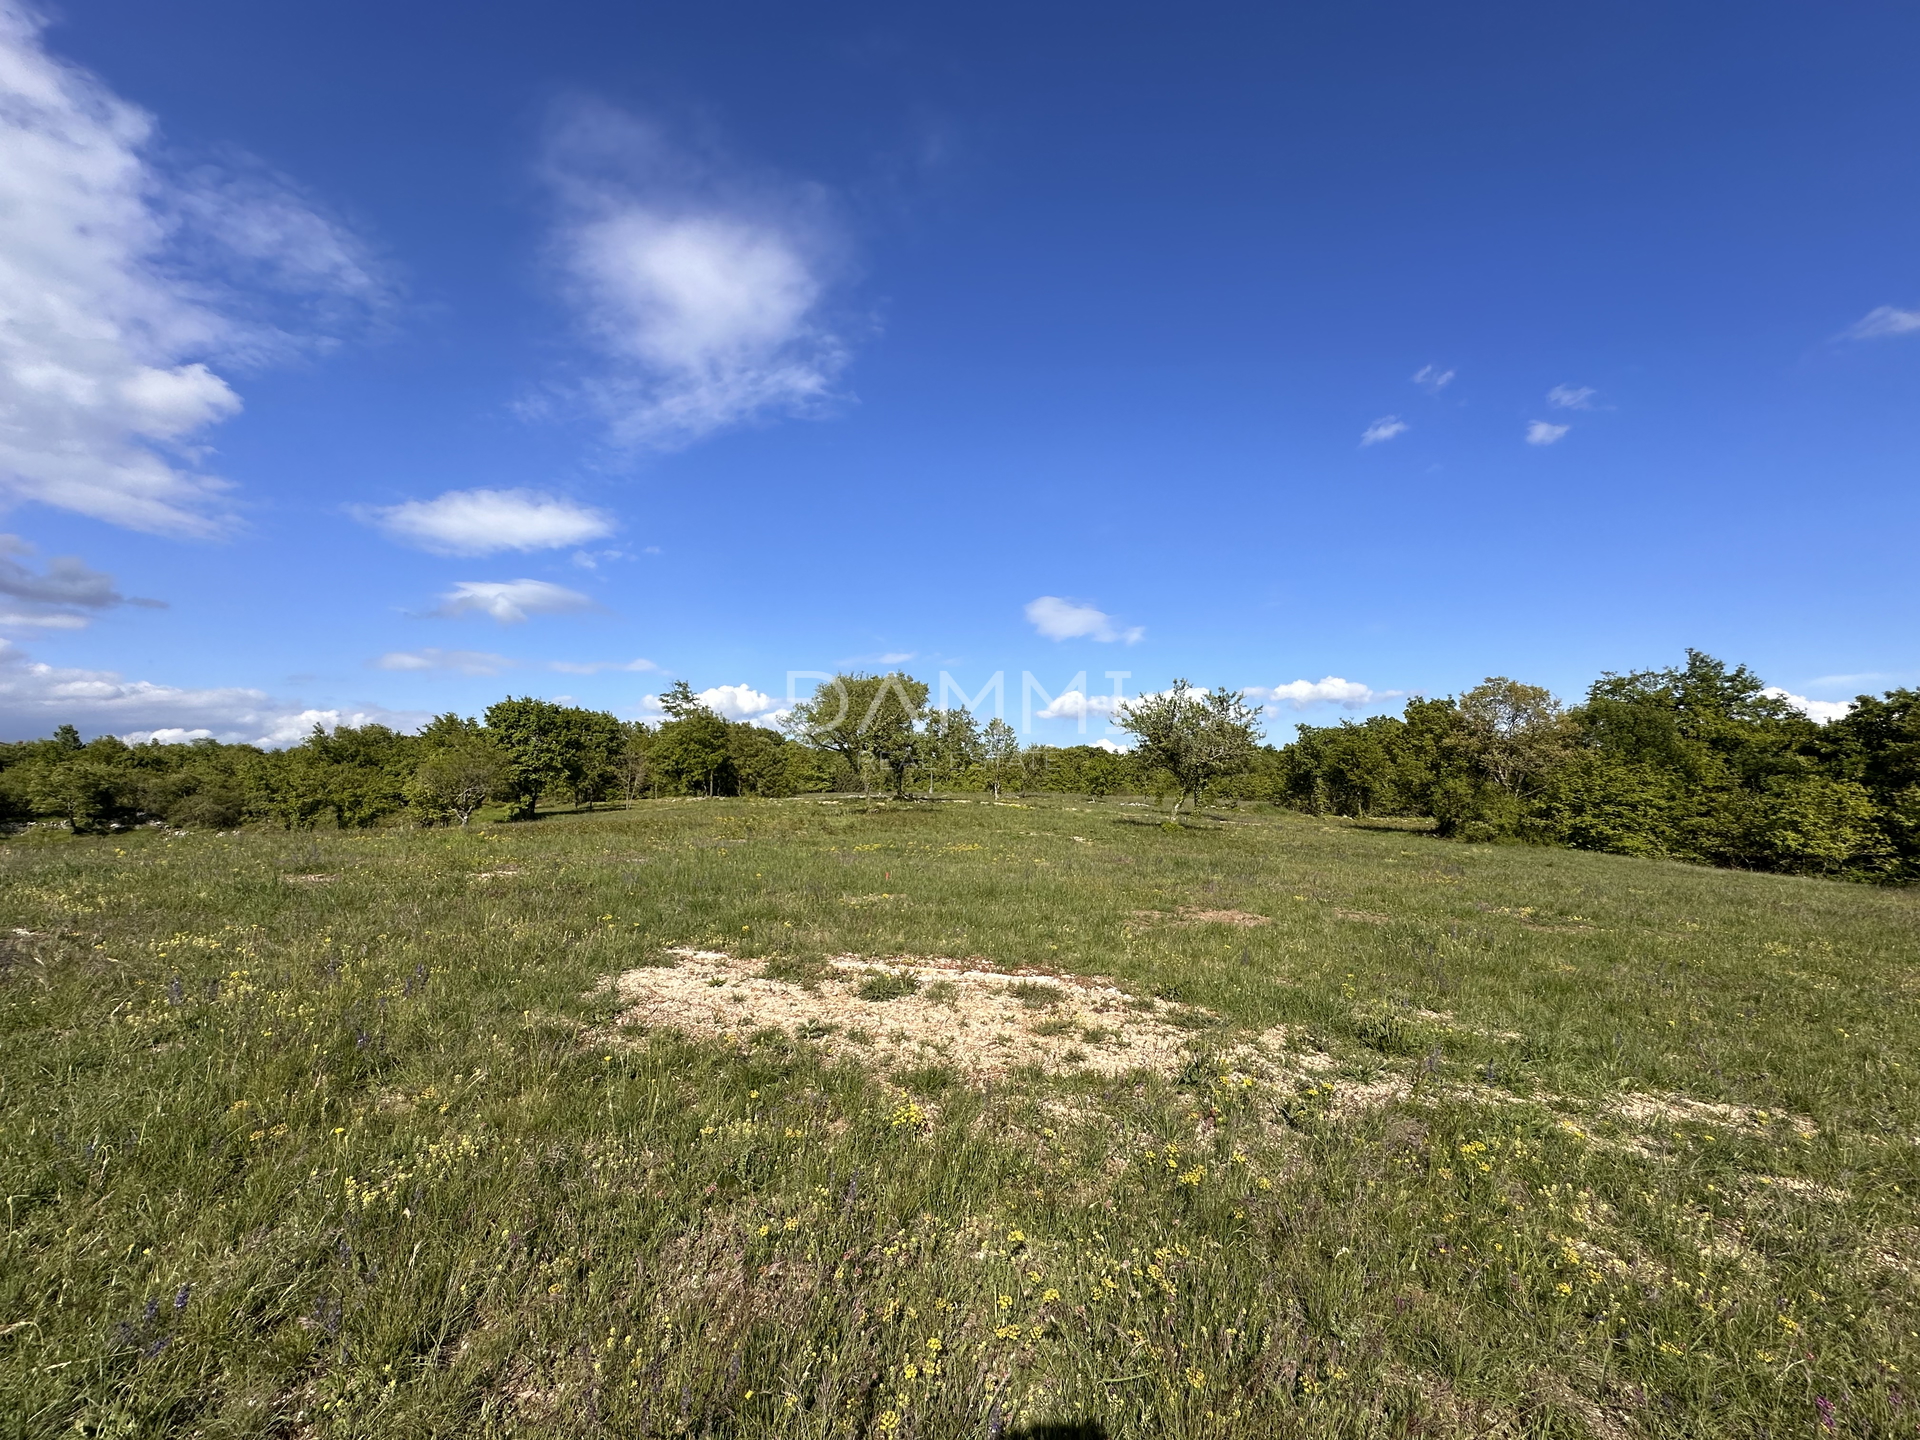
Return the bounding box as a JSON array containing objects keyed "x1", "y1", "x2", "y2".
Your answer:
[{"x1": 1, "y1": 0, "x2": 1915, "y2": 745}]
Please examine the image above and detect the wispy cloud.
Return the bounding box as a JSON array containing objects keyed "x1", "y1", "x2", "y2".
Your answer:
[
  {"x1": 1547, "y1": 384, "x2": 1595, "y2": 410},
  {"x1": 548, "y1": 656, "x2": 657, "y2": 675},
  {"x1": 362, "y1": 489, "x2": 612, "y2": 556},
  {"x1": 1024, "y1": 596, "x2": 1143, "y2": 644},
  {"x1": 541, "y1": 102, "x2": 852, "y2": 450},
  {"x1": 1411, "y1": 365, "x2": 1455, "y2": 393},
  {"x1": 1762, "y1": 687, "x2": 1854, "y2": 724},
  {"x1": 1245, "y1": 677, "x2": 1403, "y2": 711},
  {"x1": 0, "y1": 4, "x2": 388, "y2": 535},
  {"x1": 1841, "y1": 305, "x2": 1920, "y2": 341},
  {"x1": 372, "y1": 648, "x2": 511, "y2": 676},
  {"x1": 1809, "y1": 671, "x2": 1897, "y2": 689},
  {"x1": 0, "y1": 533, "x2": 161, "y2": 629},
  {"x1": 0, "y1": 637, "x2": 423, "y2": 746},
  {"x1": 1525, "y1": 421, "x2": 1570, "y2": 446},
  {"x1": 1360, "y1": 416, "x2": 1408, "y2": 446},
  {"x1": 432, "y1": 579, "x2": 598, "y2": 624}
]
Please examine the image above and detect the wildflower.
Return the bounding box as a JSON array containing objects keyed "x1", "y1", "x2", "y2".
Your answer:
[
  {"x1": 1815, "y1": 1396, "x2": 1836, "y2": 1430},
  {"x1": 1186, "y1": 1366, "x2": 1206, "y2": 1389},
  {"x1": 997, "y1": 1295, "x2": 1013, "y2": 1310},
  {"x1": 1041, "y1": 1288, "x2": 1059, "y2": 1303},
  {"x1": 784, "y1": 1217, "x2": 799, "y2": 1231},
  {"x1": 926, "y1": 1336, "x2": 943, "y2": 1353},
  {"x1": 1179, "y1": 1166, "x2": 1205, "y2": 1186},
  {"x1": 1007, "y1": 1229, "x2": 1026, "y2": 1245}
]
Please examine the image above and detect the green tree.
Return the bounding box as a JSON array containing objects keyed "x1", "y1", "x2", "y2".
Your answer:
[
  {"x1": 483, "y1": 698, "x2": 576, "y2": 819},
  {"x1": 1116, "y1": 680, "x2": 1262, "y2": 819},
  {"x1": 409, "y1": 715, "x2": 508, "y2": 826},
  {"x1": 921, "y1": 707, "x2": 981, "y2": 796},
  {"x1": 981, "y1": 717, "x2": 1019, "y2": 800},
  {"x1": 788, "y1": 672, "x2": 929, "y2": 798}
]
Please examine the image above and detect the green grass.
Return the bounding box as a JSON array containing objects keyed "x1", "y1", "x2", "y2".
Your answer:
[{"x1": 2, "y1": 795, "x2": 1917, "y2": 1438}]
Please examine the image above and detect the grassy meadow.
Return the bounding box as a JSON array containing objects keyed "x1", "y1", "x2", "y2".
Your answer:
[{"x1": 3, "y1": 795, "x2": 1918, "y2": 1438}]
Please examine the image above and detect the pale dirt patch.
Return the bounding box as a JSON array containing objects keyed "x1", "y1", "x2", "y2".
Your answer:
[
  {"x1": 470, "y1": 868, "x2": 523, "y2": 880},
  {"x1": 604, "y1": 948, "x2": 1348, "y2": 1090},
  {"x1": 1611, "y1": 1093, "x2": 1815, "y2": 1138},
  {"x1": 279, "y1": 873, "x2": 335, "y2": 885},
  {"x1": 1132, "y1": 907, "x2": 1271, "y2": 928},
  {"x1": 608, "y1": 948, "x2": 1199, "y2": 1080},
  {"x1": 1412, "y1": 1008, "x2": 1525, "y2": 1042},
  {"x1": 1334, "y1": 908, "x2": 1392, "y2": 925},
  {"x1": 1752, "y1": 1174, "x2": 1850, "y2": 1203}
]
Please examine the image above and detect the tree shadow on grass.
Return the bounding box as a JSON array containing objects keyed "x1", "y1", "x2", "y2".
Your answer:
[{"x1": 1005, "y1": 1423, "x2": 1108, "y2": 1440}]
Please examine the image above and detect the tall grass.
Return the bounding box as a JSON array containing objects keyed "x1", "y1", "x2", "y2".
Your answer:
[{"x1": 2, "y1": 796, "x2": 1916, "y2": 1437}]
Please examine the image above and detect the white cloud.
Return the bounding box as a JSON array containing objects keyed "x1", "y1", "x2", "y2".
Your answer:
[
  {"x1": 1033, "y1": 689, "x2": 1122, "y2": 722},
  {"x1": 1525, "y1": 421, "x2": 1570, "y2": 446},
  {"x1": 0, "y1": 609, "x2": 86, "y2": 629},
  {"x1": 0, "y1": 5, "x2": 386, "y2": 534},
  {"x1": 1091, "y1": 736, "x2": 1131, "y2": 753},
  {"x1": 1411, "y1": 365, "x2": 1454, "y2": 392},
  {"x1": 363, "y1": 489, "x2": 613, "y2": 556},
  {"x1": 1360, "y1": 416, "x2": 1408, "y2": 446},
  {"x1": 372, "y1": 648, "x2": 511, "y2": 676},
  {"x1": 543, "y1": 104, "x2": 851, "y2": 450},
  {"x1": 1762, "y1": 687, "x2": 1854, "y2": 724},
  {"x1": 697, "y1": 683, "x2": 779, "y2": 720},
  {"x1": 0, "y1": 638, "x2": 425, "y2": 746},
  {"x1": 1547, "y1": 384, "x2": 1595, "y2": 410},
  {"x1": 1842, "y1": 305, "x2": 1920, "y2": 340},
  {"x1": 1024, "y1": 596, "x2": 1143, "y2": 644},
  {"x1": 548, "y1": 656, "x2": 657, "y2": 675},
  {"x1": 433, "y1": 579, "x2": 598, "y2": 624},
  {"x1": 635, "y1": 681, "x2": 785, "y2": 727},
  {"x1": 1245, "y1": 677, "x2": 1403, "y2": 711}
]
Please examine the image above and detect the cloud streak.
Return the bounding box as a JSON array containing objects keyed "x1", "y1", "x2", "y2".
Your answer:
[
  {"x1": 363, "y1": 489, "x2": 613, "y2": 556},
  {"x1": 1245, "y1": 677, "x2": 1403, "y2": 711},
  {"x1": 433, "y1": 579, "x2": 599, "y2": 624},
  {"x1": 1525, "y1": 421, "x2": 1570, "y2": 446},
  {"x1": 542, "y1": 103, "x2": 851, "y2": 450},
  {"x1": 1024, "y1": 596, "x2": 1143, "y2": 644},
  {"x1": 0, "y1": 638, "x2": 424, "y2": 746},
  {"x1": 372, "y1": 648, "x2": 512, "y2": 676},
  {"x1": 1360, "y1": 416, "x2": 1408, "y2": 446},
  {"x1": 0, "y1": 3, "x2": 387, "y2": 534},
  {"x1": 1842, "y1": 305, "x2": 1920, "y2": 341}
]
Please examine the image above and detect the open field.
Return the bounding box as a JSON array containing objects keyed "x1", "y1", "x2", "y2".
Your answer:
[{"x1": 3, "y1": 796, "x2": 1918, "y2": 1438}]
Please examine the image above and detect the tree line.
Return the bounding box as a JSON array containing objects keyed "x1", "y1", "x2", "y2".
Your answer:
[{"x1": 0, "y1": 653, "x2": 1913, "y2": 881}]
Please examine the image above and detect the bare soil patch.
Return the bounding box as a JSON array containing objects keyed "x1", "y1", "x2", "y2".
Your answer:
[
  {"x1": 1132, "y1": 907, "x2": 1271, "y2": 928},
  {"x1": 1611, "y1": 1092, "x2": 1815, "y2": 1137},
  {"x1": 608, "y1": 948, "x2": 1204, "y2": 1080},
  {"x1": 604, "y1": 948, "x2": 1339, "y2": 1088}
]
